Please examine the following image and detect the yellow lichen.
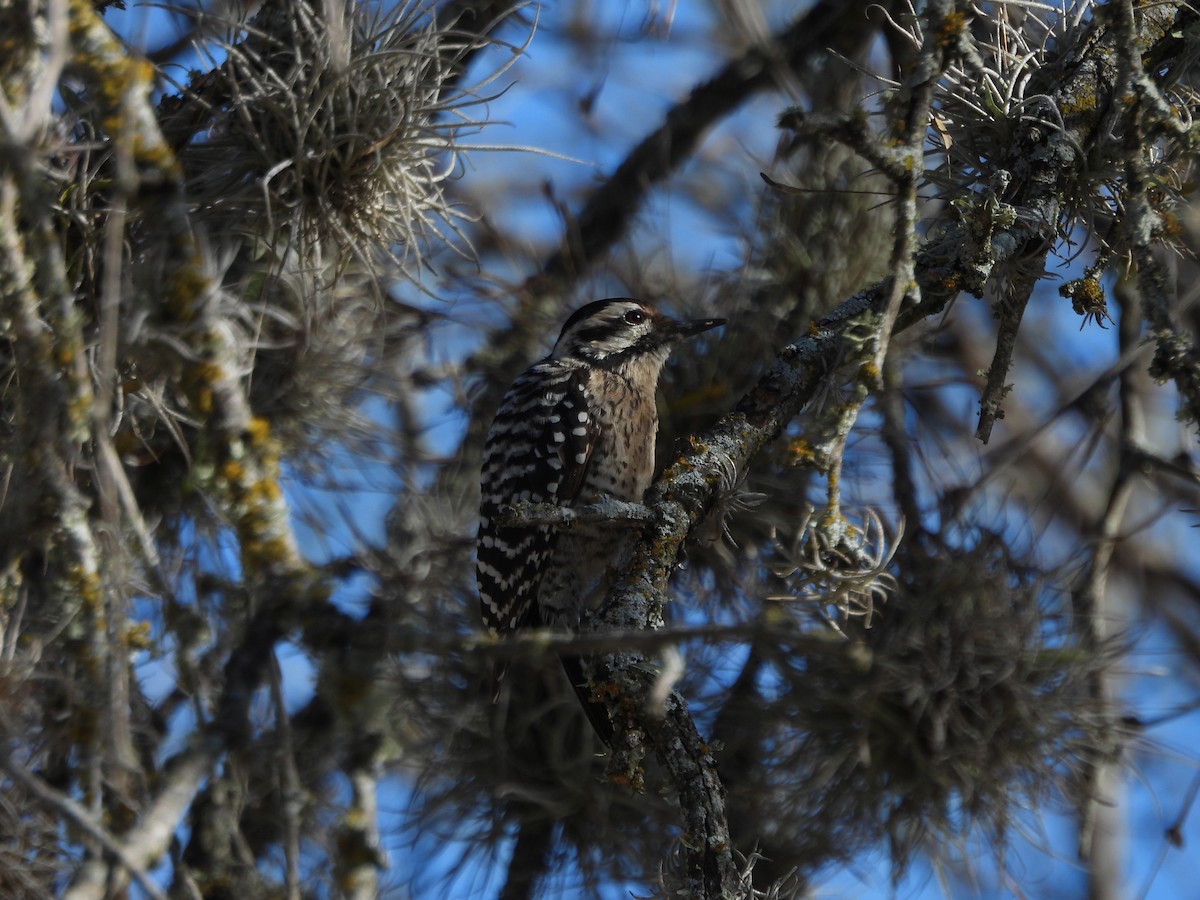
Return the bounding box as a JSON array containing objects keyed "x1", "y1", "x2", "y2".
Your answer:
[
  {"x1": 73, "y1": 566, "x2": 104, "y2": 613},
  {"x1": 246, "y1": 416, "x2": 272, "y2": 447},
  {"x1": 245, "y1": 478, "x2": 283, "y2": 505},
  {"x1": 819, "y1": 507, "x2": 847, "y2": 534},
  {"x1": 247, "y1": 535, "x2": 293, "y2": 567},
  {"x1": 1060, "y1": 91, "x2": 1098, "y2": 117},
  {"x1": 220, "y1": 459, "x2": 244, "y2": 484},
  {"x1": 164, "y1": 260, "x2": 209, "y2": 322},
  {"x1": 125, "y1": 621, "x2": 153, "y2": 650},
  {"x1": 183, "y1": 361, "x2": 223, "y2": 414},
  {"x1": 937, "y1": 10, "x2": 969, "y2": 48}
]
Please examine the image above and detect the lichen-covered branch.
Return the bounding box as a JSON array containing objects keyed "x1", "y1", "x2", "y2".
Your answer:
[
  {"x1": 580, "y1": 3, "x2": 1200, "y2": 893},
  {"x1": 1109, "y1": 0, "x2": 1200, "y2": 431},
  {"x1": 52, "y1": 2, "x2": 327, "y2": 891},
  {"x1": 494, "y1": 496, "x2": 654, "y2": 529},
  {"x1": 62, "y1": 749, "x2": 212, "y2": 900}
]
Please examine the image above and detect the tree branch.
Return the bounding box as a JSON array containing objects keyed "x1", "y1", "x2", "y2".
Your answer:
[
  {"x1": 537, "y1": 0, "x2": 892, "y2": 287},
  {"x1": 493, "y1": 496, "x2": 653, "y2": 529},
  {"x1": 576, "y1": 7, "x2": 1200, "y2": 893},
  {"x1": 0, "y1": 750, "x2": 169, "y2": 900}
]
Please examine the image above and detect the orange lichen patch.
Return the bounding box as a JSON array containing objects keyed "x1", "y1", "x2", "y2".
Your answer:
[
  {"x1": 786, "y1": 437, "x2": 816, "y2": 465},
  {"x1": 936, "y1": 9, "x2": 969, "y2": 48},
  {"x1": 858, "y1": 361, "x2": 880, "y2": 384}
]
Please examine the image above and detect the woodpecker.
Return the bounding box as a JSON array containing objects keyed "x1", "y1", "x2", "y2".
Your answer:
[{"x1": 477, "y1": 299, "x2": 725, "y2": 735}]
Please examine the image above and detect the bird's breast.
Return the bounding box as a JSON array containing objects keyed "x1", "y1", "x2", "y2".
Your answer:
[{"x1": 583, "y1": 372, "x2": 659, "y2": 501}]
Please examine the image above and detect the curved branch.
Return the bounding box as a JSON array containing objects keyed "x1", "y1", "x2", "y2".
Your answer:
[{"x1": 536, "y1": 0, "x2": 892, "y2": 288}]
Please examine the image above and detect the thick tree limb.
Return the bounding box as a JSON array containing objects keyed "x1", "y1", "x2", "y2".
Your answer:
[
  {"x1": 497, "y1": 818, "x2": 554, "y2": 900},
  {"x1": 61, "y1": 749, "x2": 211, "y2": 900}
]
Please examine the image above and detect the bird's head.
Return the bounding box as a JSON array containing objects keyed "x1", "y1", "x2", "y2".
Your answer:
[{"x1": 550, "y1": 298, "x2": 725, "y2": 367}]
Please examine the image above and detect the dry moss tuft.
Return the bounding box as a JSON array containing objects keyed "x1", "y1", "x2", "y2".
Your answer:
[
  {"x1": 735, "y1": 528, "x2": 1111, "y2": 878},
  {"x1": 177, "y1": 1, "x2": 503, "y2": 272}
]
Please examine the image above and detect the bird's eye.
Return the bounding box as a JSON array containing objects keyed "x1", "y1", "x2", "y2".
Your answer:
[{"x1": 623, "y1": 310, "x2": 646, "y2": 325}]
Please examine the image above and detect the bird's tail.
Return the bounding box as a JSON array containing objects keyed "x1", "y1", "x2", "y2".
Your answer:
[{"x1": 559, "y1": 654, "x2": 614, "y2": 747}]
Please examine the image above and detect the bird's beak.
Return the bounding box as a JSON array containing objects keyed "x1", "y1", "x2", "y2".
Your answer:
[{"x1": 672, "y1": 316, "x2": 726, "y2": 339}]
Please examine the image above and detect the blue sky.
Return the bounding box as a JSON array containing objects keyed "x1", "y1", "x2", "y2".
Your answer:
[{"x1": 104, "y1": 1, "x2": 1200, "y2": 896}]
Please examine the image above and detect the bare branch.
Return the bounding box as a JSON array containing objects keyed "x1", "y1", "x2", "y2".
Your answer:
[
  {"x1": 537, "y1": 0, "x2": 893, "y2": 287},
  {"x1": 0, "y1": 753, "x2": 167, "y2": 900},
  {"x1": 493, "y1": 495, "x2": 653, "y2": 529}
]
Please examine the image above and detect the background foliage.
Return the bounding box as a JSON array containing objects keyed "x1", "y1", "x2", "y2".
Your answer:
[{"x1": 2, "y1": 1, "x2": 1200, "y2": 898}]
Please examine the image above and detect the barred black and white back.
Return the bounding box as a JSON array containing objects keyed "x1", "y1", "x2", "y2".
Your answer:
[{"x1": 477, "y1": 363, "x2": 595, "y2": 634}]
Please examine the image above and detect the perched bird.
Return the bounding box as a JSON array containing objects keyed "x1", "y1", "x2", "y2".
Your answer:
[{"x1": 477, "y1": 298, "x2": 725, "y2": 739}]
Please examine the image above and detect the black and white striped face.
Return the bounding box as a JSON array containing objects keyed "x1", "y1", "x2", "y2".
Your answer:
[{"x1": 550, "y1": 299, "x2": 723, "y2": 366}]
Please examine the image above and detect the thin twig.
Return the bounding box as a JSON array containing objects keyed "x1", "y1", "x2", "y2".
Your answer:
[{"x1": 0, "y1": 753, "x2": 168, "y2": 900}]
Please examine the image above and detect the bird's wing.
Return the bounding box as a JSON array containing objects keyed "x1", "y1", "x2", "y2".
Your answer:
[
  {"x1": 477, "y1": 364, "x2": 597, "y2": 635},
  {"x1": 550, "y1": 368, "x2": 597, "y2": 504}
]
